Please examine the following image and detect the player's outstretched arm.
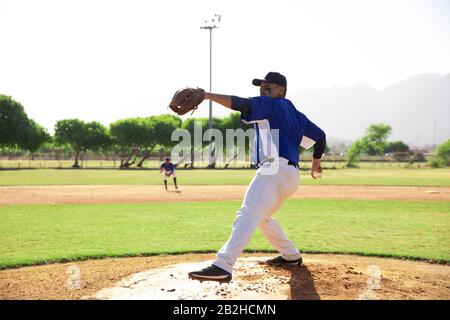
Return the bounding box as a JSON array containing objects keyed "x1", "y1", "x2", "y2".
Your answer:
[
  {"x1": 204, "y1": 93, "x2": 232, "y2": 109},
  {"x1": 205, "y1": 93, "x2": 252, "y2": 117}
]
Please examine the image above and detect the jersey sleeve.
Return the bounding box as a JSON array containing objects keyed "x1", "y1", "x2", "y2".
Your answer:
[
  {"x1": 241, "y1": 96, "x2": 273, "y2": 123},
  {"x1": 300, "y1": 116, "x2": 326, "y2": 149}
]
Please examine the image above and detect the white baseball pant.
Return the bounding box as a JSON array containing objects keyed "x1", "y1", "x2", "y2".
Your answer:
[
  {"x1": 213, "y1": 157, "x2": 301, "y2": 274},
  {"x1": 162, "y1": 171, "x2": 176, "y2": 180}
]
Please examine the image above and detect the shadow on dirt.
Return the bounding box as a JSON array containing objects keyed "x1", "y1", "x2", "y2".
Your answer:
[{"x1": 279, "y1": 265, "x2": 320, "y2": 300}]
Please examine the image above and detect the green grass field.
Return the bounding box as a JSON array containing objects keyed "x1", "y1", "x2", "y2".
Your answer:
[
  {"x1": 0, "y1": 159, "x2": 428, "y2": 170},
  {"x1": 1, "y1": 168, "x2": 450, "y2": 186},
  {"x1": 0, "y1": 199, "x2": 449, "y2": 269}
]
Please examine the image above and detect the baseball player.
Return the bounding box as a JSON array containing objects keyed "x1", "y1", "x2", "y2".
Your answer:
[
  {"x1": 160, "y1": 157, "x2": 178, "y2": 191},
  {"x1": 188, "y1": 72, "x2": 326, "y2": 282}
]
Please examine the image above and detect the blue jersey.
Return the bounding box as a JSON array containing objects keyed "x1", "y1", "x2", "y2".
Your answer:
[
  {"x1": 160, "y1": 162, "x2": 175, "y2": 172},
  {"x1": 241, "y1": 96, "x2": 325, "y2": 165}
]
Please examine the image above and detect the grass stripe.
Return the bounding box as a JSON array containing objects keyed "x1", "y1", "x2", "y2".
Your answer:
[
  {"x1": 0, "y1": 199, "x2": 449, "y2": 269},
  {"x1": 1, "y1": 168, "x2": 450, "y2": 186}
]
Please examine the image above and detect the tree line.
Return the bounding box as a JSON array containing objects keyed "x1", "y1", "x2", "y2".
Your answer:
[
  {"x1": 0, "y1": 95, "x2": 50, "y2": 154},
  {"x1": 1, "y1": 95, "x2": 448, "y2": 168},
  {"x1": 0, "y1": 95, "x2": 249, "y2": 168},
  {"x1": 345, "y1": 123, "x2": 449, "y2": 167}
]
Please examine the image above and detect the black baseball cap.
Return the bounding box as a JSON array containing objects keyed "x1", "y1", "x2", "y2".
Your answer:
[{"x1": 252, "y1": 72, "x2": 287, "y2": 87}]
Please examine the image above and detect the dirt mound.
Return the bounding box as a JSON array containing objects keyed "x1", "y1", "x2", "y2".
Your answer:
[
  {"x1": 1, "y1": 253, "x2": 449, "y2": 300},
  {"x1": 89, "y1": 258, "x2": 290, "y2": 300}
]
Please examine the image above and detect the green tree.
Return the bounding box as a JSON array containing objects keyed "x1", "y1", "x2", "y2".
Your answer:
[
  {"x1": 54, "y1": 119, "x2": 85, "y2": 168},
  {"x1": 346, "y1": 140, "x2": 363, "y2": 167},
  {"x1": 152, "y1": 114, "x2": 182, "y2": 148},
  {"x1": 21, "y1": 119, "x2": 51, "y2": 153},
  {"x1": 54, "y1": 119, "x2": 110, "y2": 168},
  {"x1": 110, "y1": 117, "x2": 156, "y2": 168},
  {"x1": 362, "y1": 124, "x2": 392, "y2": 155},
  {"x1": 0, "y1": 95, "x2": 50, "y2": 153},
  {"x1": 110, "y1": 118, "x2": 144, "y2": 168},
  {"x1": 384, "y1": 141, "x2": 410, "y2": 153},
  {"x1": 221, "y1": 112, "x2": 250, "y2": 131},
  {"x1": 211, "y1": 117, "x2": 225, "y2": 134},
  {"x1": 135, "y1": 114, "x2": 181, "y2": 167},
  {"x1": 346, "y1": 124, "x2": 392, "y2": 167},
  {"x1": 429, "y1": 139, "x2": 450, "y2": 168},
  {"x1": 178, "y1": 115, "x2": 248, "y2": 168},
  {"x1": 83, "y1": 121, "x2": 111, "y2": 153},
  {"x1": 0, "y1": 95, "x2": 29, "y2": 148}
]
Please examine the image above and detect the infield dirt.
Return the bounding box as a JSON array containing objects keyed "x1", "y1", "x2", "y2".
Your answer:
[
  {"x1": 1, "y1": 253, "x2": 449, "y2": 300},
  {"x1": 1, "y1": 185, "x2": 449, "y2": 205}
]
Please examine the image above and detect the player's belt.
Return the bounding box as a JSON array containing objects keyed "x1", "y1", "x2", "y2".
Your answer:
[
  {"x1": 257, "y1": 158, "x2": 299, "y2": 169},
  {"x1": 257, "y1": 157, "x2": 274, "y2": 168}
]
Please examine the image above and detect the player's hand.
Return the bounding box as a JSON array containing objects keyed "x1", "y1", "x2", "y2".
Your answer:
[{"x1": 311, "y1": 158, "x2": 322, "y2": 179}]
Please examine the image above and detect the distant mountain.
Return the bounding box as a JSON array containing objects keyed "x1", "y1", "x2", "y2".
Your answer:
[{"x1": 291, "y1": 73, "x2": 450, "y2": 148}]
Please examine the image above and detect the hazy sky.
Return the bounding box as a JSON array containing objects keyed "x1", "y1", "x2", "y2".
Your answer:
[{"x1": 1, "y1": 0, "x2": 449, "y2": 137}]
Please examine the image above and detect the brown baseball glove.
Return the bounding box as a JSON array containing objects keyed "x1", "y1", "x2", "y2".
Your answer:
[{"x1": 169, "y1": 87, "x2": 206, "y2": 115}]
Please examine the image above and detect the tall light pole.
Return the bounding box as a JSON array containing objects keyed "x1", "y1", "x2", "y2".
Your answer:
[{"x1": 201, "y1": 14, "x2": 221, "y2": 167}]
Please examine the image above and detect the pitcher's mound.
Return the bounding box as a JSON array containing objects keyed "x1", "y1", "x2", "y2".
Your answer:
[
  {"x1": 90, "y1": 257, "x2": 297, "y2": 300},
  {"x1": 85, "y1": 255, "x2": 450, "y2": 300},
  {"x1": 2, "y1": 253, "x2": 449, "y2": 300}
]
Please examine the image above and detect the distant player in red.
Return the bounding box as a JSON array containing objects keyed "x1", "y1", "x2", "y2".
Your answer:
[{"x1": 160, "y1": 157, "x2": 178, "y2": 191}]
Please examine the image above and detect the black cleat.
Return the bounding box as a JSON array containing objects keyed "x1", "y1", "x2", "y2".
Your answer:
[
  {"x1": 188, "y1": 264, "x2": 232, "y2": 283},
  {"x1": 266, "y1": 255, "x2": 303, "y2": 266}
]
